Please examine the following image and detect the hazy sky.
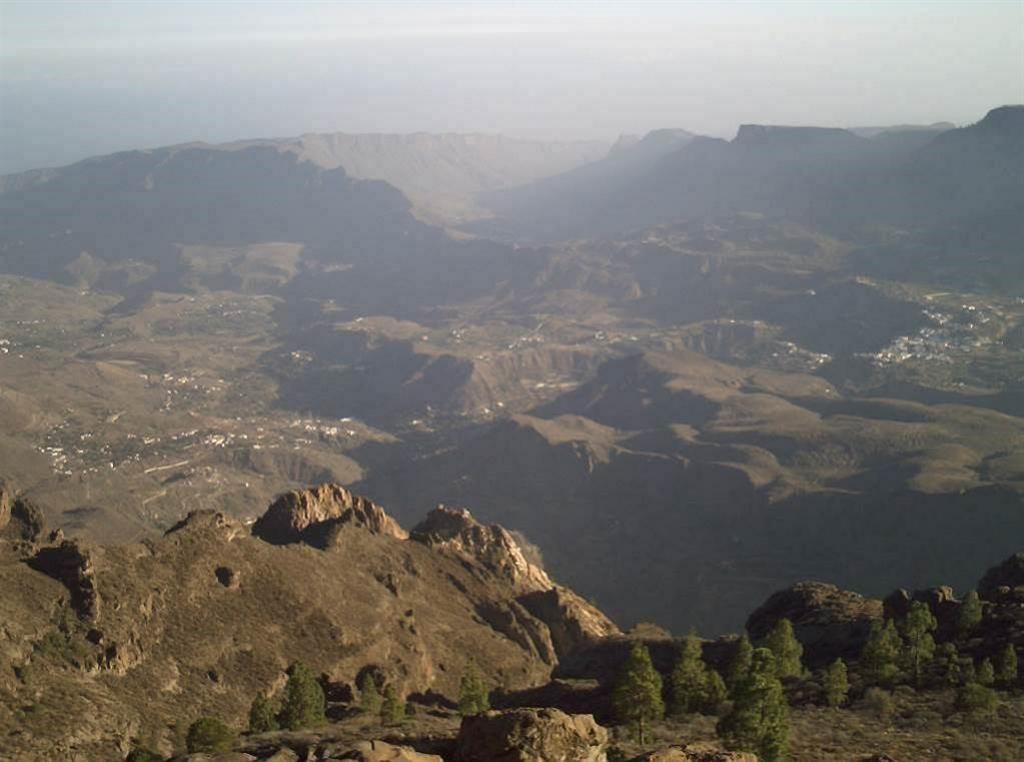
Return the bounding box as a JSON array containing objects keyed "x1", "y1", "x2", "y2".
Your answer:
[{"x1": 1, "y1": 0, "x2": 1021, "y2": 174}]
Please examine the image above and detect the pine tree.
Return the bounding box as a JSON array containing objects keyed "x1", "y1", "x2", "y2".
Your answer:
[
  {"x1": 937, "y1": 642, "x2": 962, "y2": 687},
  {"x1": 901, "y1": 602, "x2": 937, "y2": 686},
  {"x1": 703, "y1": 668, "x2": 729, "y2": 713},
  {"x1": 996, "y1": 644, "x2": 1018, "y2": 688},
  {"x1": 248, "y1": 693, "x2": 278, "y2": 733},
  {"x1": 978, "y1": 658, "x2": 996, "y2": 687},
  {"x1": 359, "y1": 672, "x2": 383, "y2": 714},
  {"x1": 765, "y1": 619, "x2": 804, "y2": 678},
  {"x1": 823, "y1": 658, "x2": 849, "y2": 708},
  {"x1": 861, "y1": 619, "x2": 901, "y2": 686},
  {"x1": 726, "y1": 634, "x2": 754, "y2": 692},
  {"x1": 670, "y1": 631, "x2": 707, "y2": 715},
  {"x1": 612, "y1": 642, "x2": 665, "y2": 745},
  {"x1": 278, "y1": 662, "x2": 326, "y2": 731},
  {"x1": 717, "y1": 648, "x2": 789, "y2": 762},
  {"x1": 458, "y1": 662, "x2": 490, "y2": 716},
  {"x1": 380, "y1": 684, "x2": 404, "y2": 726},
  {"x1": 958, "y1": 591, "x2": 983, "y2": 637}
]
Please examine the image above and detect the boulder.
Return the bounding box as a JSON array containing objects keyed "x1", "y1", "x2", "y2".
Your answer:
[
  {"x1": 454, "y1": 707, "x2": 609, "y2": 762},
  {"x1": 746, "y1": 581, "x2": 883, "y2": 665},
  {"x1": 330, "y1": 740, "x2": 443, "y2": 761},
  {"x1": 252, "y1": 484, "x2": 407, "y2": 546}
]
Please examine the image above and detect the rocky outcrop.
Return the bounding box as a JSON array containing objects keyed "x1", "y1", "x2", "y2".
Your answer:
[
  {"x1": 629, "y1": 746, "x2": 757, "y2": 761},
  {"x1": 412, "y1": 506, "x2": 552, "y2": 593},
  {"x1": 746, "y1": 582, "x2": 883, "y2": 665},
  {"x1": 883, "y1": 586, "x2": 960, "y2": 628},
  {"x1": 454, "y1": 708, "x2": 609, "y2": 762},
  {"x1": 165, "y1": 510, "x2": 247, "y2": 541},
  {"x1": 27, "y1": 540, "x2": 100, "y2": 620},
  {"x1": 0, "y1": 496, "x2": 46, "y2": 543},
  {"x1": 517, "y1": 586, "x2": 620, "y2": 660},
  {"x1": 252, "y1": 484, "x2": 407, "y2": 547},
  {"x1": 978, "y1": 552, "x2": 1024, "y2": 601}
]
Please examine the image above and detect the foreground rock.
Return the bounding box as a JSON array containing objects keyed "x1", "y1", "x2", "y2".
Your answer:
[
  {"x1": 630, "y1": 746, "x2": 757, "y2": 761},
  {"x1": 454, "y1": 707, "x2": 609, "y2": 762}
]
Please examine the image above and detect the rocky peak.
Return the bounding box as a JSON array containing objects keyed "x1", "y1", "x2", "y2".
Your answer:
[
  {"x1": 411, "y1": 505, "x2": 551, "y2": 593},
  {"x1": 252, "y1": 483, "x2": 408, "y2": 547}
]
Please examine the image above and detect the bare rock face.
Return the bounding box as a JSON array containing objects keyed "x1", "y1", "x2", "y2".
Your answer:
[
  {"x1": 455, "y1": 707, "x2": 609, "y2": 762},
  {"x1": 630, "y1": 745, "x2": 757, "y2": 761},
  {"x1": 412, "y1": 506, "x2": 552, "y2": 593},
  {"x1": 27, "y1": 540, "x2": 100, "y2": 620},
  {"x1": 978, "y1": 552, "x2": 1024, "y2": 601},
  {"x1": 517, "y1": 586, "x2": 620, "y2": 660},
  {"x1": 746, "y1": 581, "x2": 882, "y2": 665},
  {"x1": 252, "y1": 484, "x2": 408, "y2": 546}
]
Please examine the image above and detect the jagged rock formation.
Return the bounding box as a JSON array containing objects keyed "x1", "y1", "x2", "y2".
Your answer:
[
  {"x1": 746, "y1": 582, "x2": 883, "y2": 665},
  {"x1": 411, "y1": 506, "x2": 552, "y2": 592},
  {"x1": 253, "y1": 484, "x2": 408, "y2": 546},
  {"x1": 411, "y1": 505, "x2": 619, "y2": 658},
  {"x1": 454, "y1": 707, "x2": 609, "y2": 762},
  {"x1": 0, "y1": 484, "x2": 617, "y2": 759}
]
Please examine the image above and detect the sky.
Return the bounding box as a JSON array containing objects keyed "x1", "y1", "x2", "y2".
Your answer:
[{"x1": 1, "y1": 0, "x2": 1022, "y2": 174}]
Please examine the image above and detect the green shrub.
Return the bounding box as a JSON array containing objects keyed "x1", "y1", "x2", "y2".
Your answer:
[
  {"x1": 185, "y1": 717, "x2": 235, "y2": 753},
  {"x1": 126, "y1": 747, "x2": 162, "y2": 762},
  {"x1": 862, "y1": 687, "x2": 894, "y2": 721},
  {"x1": 956, "y1": 681, "x2": 999, "y2": 715}
]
